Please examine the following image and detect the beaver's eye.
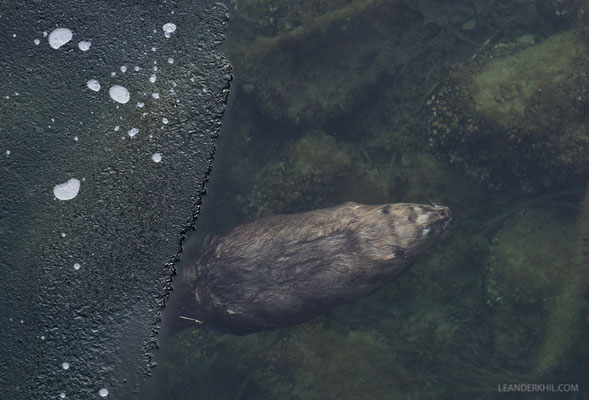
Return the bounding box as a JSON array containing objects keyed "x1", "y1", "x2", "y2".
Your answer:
[{"x1": 381, "y1": 206, "x2": 391, "y2": 214}]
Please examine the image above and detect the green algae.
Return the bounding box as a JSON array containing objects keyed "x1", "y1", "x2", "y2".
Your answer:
[{"x1": 535, "y1": 184, "x2": 589, "y2": 374}]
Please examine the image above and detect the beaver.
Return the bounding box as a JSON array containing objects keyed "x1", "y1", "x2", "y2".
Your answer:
[{"x1": 181, "y1": 202, "x2": 452, "y2": 335}]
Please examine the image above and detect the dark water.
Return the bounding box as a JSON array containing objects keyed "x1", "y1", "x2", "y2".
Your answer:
[{"x1": 147, "y1": 1, "x2": 589, "y2": 399}]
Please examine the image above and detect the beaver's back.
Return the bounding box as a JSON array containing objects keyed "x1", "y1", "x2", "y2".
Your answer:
[{"x1": 189, "y1": 202, "x2": 452, "y2": 334}]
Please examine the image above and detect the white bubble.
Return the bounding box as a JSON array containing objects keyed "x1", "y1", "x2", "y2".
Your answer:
[
  {"x1": 162, "y1": 118, "x2": 169, "y2": 124},
  {"x1": 34, "y1": 38, "x2": 40, "y2": 45},
  {"x1": 86, "y1": 79, "x2": 101, "y2": 92},
  {"x1": 151, "y1": 47, "x2": 156, "y2": 52},
  {"x1": 128, "y1": 128, "x2": 139, "y2": 138},
  {"x1": 109, "y1": 85, "x2": 130, "y2": 104},
  {"x1": 110, "y1": 72, "x2": 116, "y2": 77},
  {"x1": 62, "y1": 362, "x2": 70, "y2": 370},
  {"x1": 167, "y1": 57, "x2": 174, "y2": 64},
  {"x1": 73, "y1": 263, "x2": 81, "y2": 270},
  {"x1": 53, "y1": 178, "x2": 81, "y2": 201},
  {"x1": 6, "y1": 150, "x2": 10, "y2": 156},
  {"x1": 153, "y1": 66, "x2": 158, "y2": 72},
  {"x1": 60, "y1": 393, "x2": 66, "y2": 399},
  {"x1": 152, "y1": 153, "x2": 162, "y2": 163},
  {"x1": 78, "y1": 41, "x2": 91, "y2": 51},
  {"x1": 114, "y1": 126, "x2": 120, "y2": 131},
  {"x1": 61, "y1": 233, "x2": 66, "y2": 237},
  {"x1": 149, "y1": 74, "x2": 156, "y2": 83},
  {"x1": 74, "y1": 136, "x2": 79, "y2": 141},
  {"x1": 43, "y1": 31, "x2": 48, "y2": 37},
  {"x1": 162, "y1": 23, "x2": 176, "y2": 33},
  {"x1": 137, "y1": 102, "x2": 144, "y2": 108},
  {"x1": 134, "y1": 66, "x2": 140, "y2": 71},
  {"x1": 151, "y1": 93, "x2": 160, "y2": 99},
  {"x1": 120, "y1": 66, "x2": 127, "y2": 73},
  {"x1": 48, "y1": 28, "x2": 73, "y2": 49},
  {"x1": 99, "y1": 388, "x2": 109, "y2": 397}
]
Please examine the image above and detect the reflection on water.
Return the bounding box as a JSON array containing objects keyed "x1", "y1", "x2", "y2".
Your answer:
[{"x1": 149, "y1": 0, "x2": 589, "y2": 399}]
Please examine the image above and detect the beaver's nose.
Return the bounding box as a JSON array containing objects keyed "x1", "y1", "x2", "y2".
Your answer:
[{"x1": 440, "y1": 206, "x2": 453, "y2": 222}]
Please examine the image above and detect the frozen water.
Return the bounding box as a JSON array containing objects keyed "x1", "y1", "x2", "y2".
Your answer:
[
  {"x1": 162, "y1": 23, "x2": 176, "y2": 33},
  {"x1": 152, "y1": 153, "x2": 162, "y2": 163},
  {"x1": 48, "y1": 28, "x2": 73, "y2": 49},
  {"x1": 86, "y1": 79, "x2": 101, "y2": 92},
  {"x1": 53, "y1": 178, "x2": 81, "y2": 201},
  {"x1": 78, "y1": 41, "x2": 91, "y2": 51},
  {"x1": 128, "y1": 128, "x2": 139, "y2": 138},
  {"x1": 109, "y1": 85, "x2": 130, "y2": 104}
]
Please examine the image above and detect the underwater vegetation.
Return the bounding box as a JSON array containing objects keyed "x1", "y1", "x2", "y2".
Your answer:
[
  {"x1": 535, "y1": 184, "x2": 589, "y2": 374},
  {"x1": 428, "y1": 27, "x2": 589, "y2": 191},
  {"x1": 151, "y1": 0, "x2": 589, "y2": 398}
]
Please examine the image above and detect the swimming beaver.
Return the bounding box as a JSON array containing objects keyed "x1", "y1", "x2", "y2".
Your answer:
[{"x1": 183, "y1": 202, "x2": 452, "y2": 335}]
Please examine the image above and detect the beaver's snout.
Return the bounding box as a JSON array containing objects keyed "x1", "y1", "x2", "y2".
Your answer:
[
  {"x1": 436, "y1": 206, "x2": 453, "y2": 230},
  {"x1": 440, "y1": 206, "x2": 453, "y2": 221}
]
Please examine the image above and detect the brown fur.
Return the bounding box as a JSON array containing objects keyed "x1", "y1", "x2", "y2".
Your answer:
[{"x1": 185, "y1": 202, "x2": 452, "y2": 335}]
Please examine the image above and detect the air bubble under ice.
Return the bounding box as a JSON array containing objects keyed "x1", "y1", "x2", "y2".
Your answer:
[
  {"x1": 86, "y1": 79, "x2": 101, "y2": 92},
  {"x1": 109, "y1": 85, "x2": 130, "y2": 104},
  {"x1": 53, "y1": 178, "x2": 81, "y2": 201},
  {"x1": 48, "y1": 28, "x2": 73, "y2": 49}
]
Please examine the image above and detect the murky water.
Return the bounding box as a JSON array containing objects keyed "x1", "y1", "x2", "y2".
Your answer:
[{"x1": 148, "y1": 1, "x2": 589, "y2": 399}]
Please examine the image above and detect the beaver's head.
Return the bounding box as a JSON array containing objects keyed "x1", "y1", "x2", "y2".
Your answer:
[{"x1": 350, "y1": 202, "x2": 453, "y2": 266}]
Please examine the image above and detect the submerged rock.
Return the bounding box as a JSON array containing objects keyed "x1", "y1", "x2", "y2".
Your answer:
[{"x1": 428, "y1": 28, "x2": 589, "y2": 190}]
